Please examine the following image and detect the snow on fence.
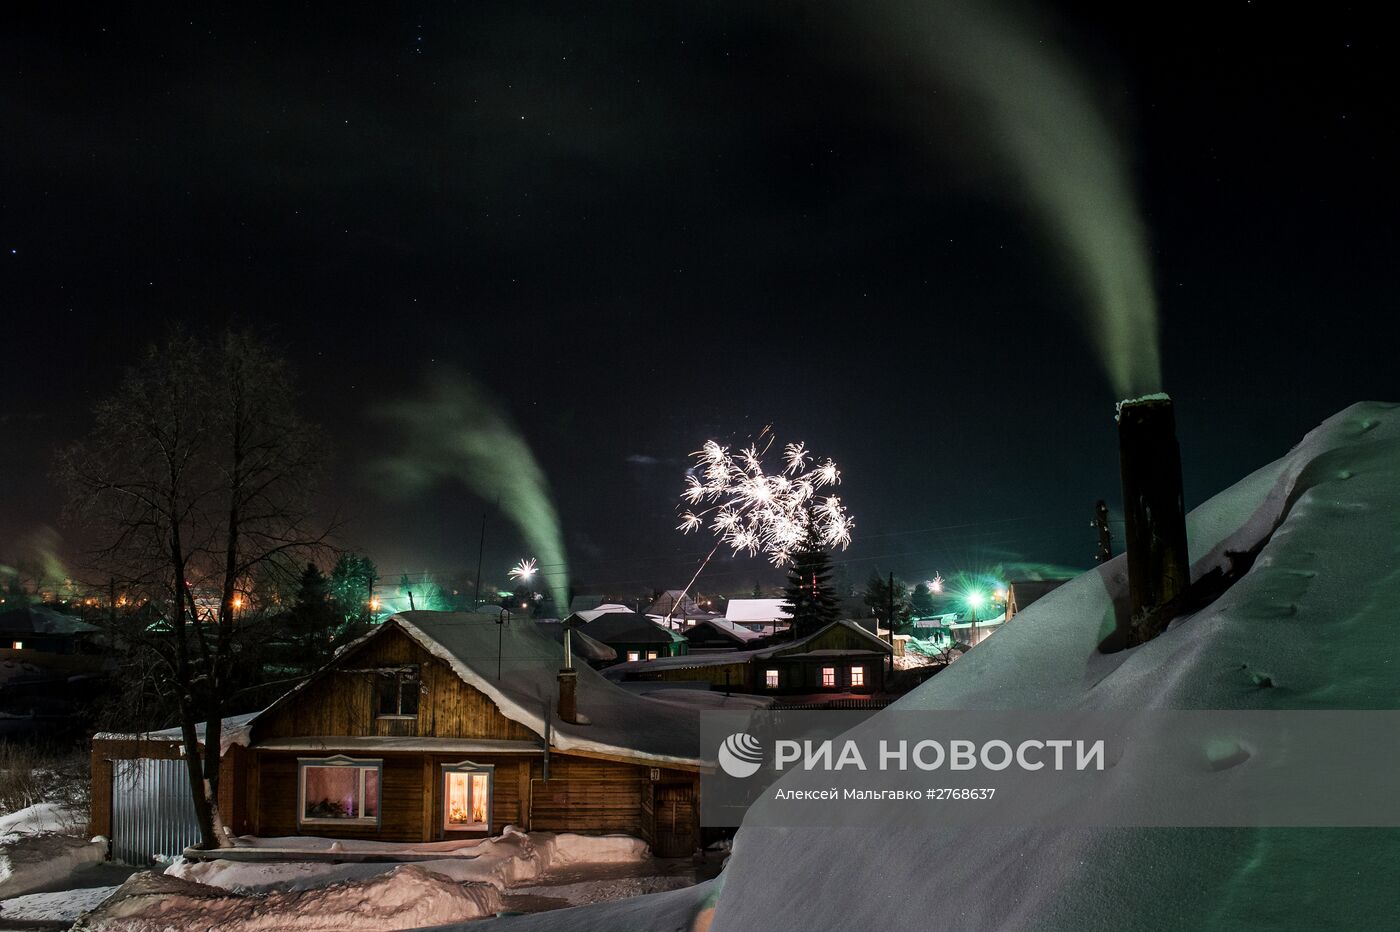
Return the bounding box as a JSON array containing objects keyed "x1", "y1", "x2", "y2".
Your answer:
[{"x1": 110, "y1": 758, "x2": 202, "y2": 865}]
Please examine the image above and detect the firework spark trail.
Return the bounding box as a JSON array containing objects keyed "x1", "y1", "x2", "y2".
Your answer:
[{"x1": 676, "y1": 437, "x2": 854, "y2": 567}]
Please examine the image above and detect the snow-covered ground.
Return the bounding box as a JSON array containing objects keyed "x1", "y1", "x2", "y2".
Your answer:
[
  {"x1": 0, "y1": 802, "x2": 106, "y2": 900},
  {"x1": 0, "y1": 800, "x2": 84, "y2": 839},
  {"x1": 72, "y1": 864, "x2": 502, "y2": 932},
  {"x1": 76, "y1": 829, "x2": 711, "y2": 930},
  {"x1": 168, "y1": 829, "x2": 650, "y2": 891},
  {"x1": 0, "y1": 884, "x2": 117, "y2": 925}
]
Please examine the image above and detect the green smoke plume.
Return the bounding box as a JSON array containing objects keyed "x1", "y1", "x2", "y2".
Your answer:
[
  {"x1": 369, "y1": 371, "x2": 568, "y2": 610},
  {"x1": 865, "y1": 0, "x2": 1161, "y2": 398}
]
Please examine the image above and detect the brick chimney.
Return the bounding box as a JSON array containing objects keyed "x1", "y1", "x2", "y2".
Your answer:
[{"x1": 557, "y1": 668, "x2": 578, "y2": 724}]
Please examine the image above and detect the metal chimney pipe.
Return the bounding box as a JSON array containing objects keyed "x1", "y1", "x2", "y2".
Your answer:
[{"x1": 1116, "y1": 394, "x2": 1190, "y2": 647}]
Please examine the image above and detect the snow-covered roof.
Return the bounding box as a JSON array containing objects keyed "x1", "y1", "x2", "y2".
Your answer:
[
  {"x1": 570, "y1": 604, "x2": 634, "y2": 623},
  {"x1": 724, "y1": 598, "x2": 793, "y2": 623},
  {"x1": 534, "y1": 622, "x2": 618, "y2": 662},
  {"x1": 0, "y1": 605, "x2": 101, "y2": 636},
  {"x1": 575, "y1": 612, "x2": 685, "y2": 645},
  {"x1": 685, "y1": 618, "x2": 766, "y2": 643},
  {"x1": 94, "y1": 710, "x2": 262, "y2": 754}
]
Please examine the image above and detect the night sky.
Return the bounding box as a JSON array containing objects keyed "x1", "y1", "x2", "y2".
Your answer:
[{"x1": 3, "y1": 3, "x2": 1396, "y2": 598}]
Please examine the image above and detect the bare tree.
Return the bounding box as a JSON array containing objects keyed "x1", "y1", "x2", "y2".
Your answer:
[{"x1": 59, "y1": 327, "x2": 333, "y2": 848}]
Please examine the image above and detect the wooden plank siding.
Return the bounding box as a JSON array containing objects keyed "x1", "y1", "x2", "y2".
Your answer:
[
  {"x1": 770, "y1": 622, "x2": 888, "y2": 655},
  {"x1": 254, "y1": 751, "x2": 427, "y2": 842},
  {"x1": 523, "y1": 758, "x2": 698, "y2": 843},
  {"x1": 248, "y1": 750, "x2": 695, "y2": 843},
  {"x1": 641, "y1": 661, "x2": 753, "y2": 690},
  {"x1": 253, "y1": 627, "x2": 536, "y2": 743}
]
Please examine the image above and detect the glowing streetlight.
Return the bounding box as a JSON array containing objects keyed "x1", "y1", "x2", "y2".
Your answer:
[
  {"x1": 965, "y1": 591, "x2": 986, "y2": 610},
  {"x1": 369, "y1": 597, "x2": 381, "y2": 612}
]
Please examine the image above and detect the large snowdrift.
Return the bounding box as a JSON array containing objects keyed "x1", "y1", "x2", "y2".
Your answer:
[
  {"x1": 73, "y1": 864, "x2": 503, "y2": 932},
  {"x1": 706, "y1": 401, "x2": 1400, "y2": 930},
  {"x1": 166, "y1": 830, "x2": 650, "y2": 893},
  {"x1": 76, "y1": 830, "x2": 658, "y2": 930},
  {"x1": 0, "y1": 803, "x2": 105, "y2": 899}
]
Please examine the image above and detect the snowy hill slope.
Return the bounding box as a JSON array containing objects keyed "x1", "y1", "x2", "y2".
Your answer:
[{"x1": 711, "y1": 401, "x2": 1400, "y2": 931}]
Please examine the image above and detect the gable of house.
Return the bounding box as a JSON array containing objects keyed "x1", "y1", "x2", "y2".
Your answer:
[
  {"x1": 253, "y1": 624, "x2": 537, "y2": 744},
  {"x1": 768, "y1": 619, "x2": 891, "y2": 658}
]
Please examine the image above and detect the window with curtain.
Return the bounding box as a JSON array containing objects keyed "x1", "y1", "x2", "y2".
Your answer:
[
  {"x1": 299, "y1": 757, "x2": 382, "y2": 825},
  {"x1": 442, "y1": 762, "x2": 494, "y2": 832}
]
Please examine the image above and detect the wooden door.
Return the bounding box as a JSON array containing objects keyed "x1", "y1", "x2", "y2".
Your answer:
[{"x1": 652, "y1": 783, "x2": 697, "y2": 858}]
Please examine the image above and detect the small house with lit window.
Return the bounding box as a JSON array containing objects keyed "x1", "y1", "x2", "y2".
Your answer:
[
  {"x1": 573, "y1": 612, "x2": 690, "y2": 665},
  {"x1": 604, "y1": 620, "x2": 891, "y2": 695},
  {"x1": 90, "y1": 611, "x2": 704, "y2": 862}
]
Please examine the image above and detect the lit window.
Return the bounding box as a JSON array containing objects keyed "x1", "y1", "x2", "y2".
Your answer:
[
  {"x1": 646, "y1": 650, "x2": 659, "y2": 660},
  {"x1": 627, "y1": 651, "x2": 641, "y2": 662},
  {"x1": 376, "y1": 667, "x2": 420, "y2": 717},
  {"x1": 442, "y1": 761, "x2": 493, "y2": 832},
  {"x1": 299, "y1": 757, "x2": 381, "y2": 825},
  {"x1": 821, "y1": 667, "x2": 836, "y2": 688},
  {"x1": 9, "y1": 641, "x2": 20, "y2": 650},
  {"x1": 765, "y1": 669, "x2": 779, "y2": 689},
  {"x1": 850, "y1": 666, "x2": 865, "y2": 687}
]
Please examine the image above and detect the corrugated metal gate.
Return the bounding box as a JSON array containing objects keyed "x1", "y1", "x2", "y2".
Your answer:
[{"x1": 111, "y1": 758, "x2": 202, "y2": 864}]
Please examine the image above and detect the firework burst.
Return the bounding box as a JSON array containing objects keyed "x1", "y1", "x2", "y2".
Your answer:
[
  {"x1": 676, "y1": 437, "x2": 854, "y2": 566},
  {"x1": 508, "y1": 557, "x2": 538, "y2": 582}
]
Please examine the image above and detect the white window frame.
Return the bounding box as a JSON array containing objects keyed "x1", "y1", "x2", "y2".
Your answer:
[
  {"x1": 821, "y1": 666, "x2": 836, "y2": 688},
  {"x1": 765, "y1": 669, "x2": 780, "y2": 689},
  {"x1": 298, "y1": 755, "x2": 383, "y2": 826},
  {"x1": 441, "y1": 760, "x2": 495, "y2": 833},
  {"x1": 849, "y1": 665, "x2": 865, "y2": 687}
]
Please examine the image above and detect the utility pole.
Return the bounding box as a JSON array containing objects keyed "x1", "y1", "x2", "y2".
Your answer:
[
  {"x1": 1092, "y1": 499, "x2": 1113, "y2": 564},
  {"x1": 407, "y1": 589, "x2": 416, "y2": 611},
  {"x1": 886, "y1": 571, "x2": 895, "y2": 681},
  {"x1": 473, "y1": 510, "x2": 487, "y2": 609}
]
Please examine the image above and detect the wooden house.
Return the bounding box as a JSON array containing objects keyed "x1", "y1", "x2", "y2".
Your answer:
[
  {"x1": 605, "y1": 620, "x2": 892, "y2": 695},
  {"x1": 90, "y1": 611, "x2": 702, "y2": 863},
  {"x1": 0, "y1": 604, "x2": 101, "y2": 654},
  {"x1": 682, "y1": 618, "x2": 769, "y2": 652},
  {"x1": 574, "y1": 612, "x2": 689, "y2": 664}
]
